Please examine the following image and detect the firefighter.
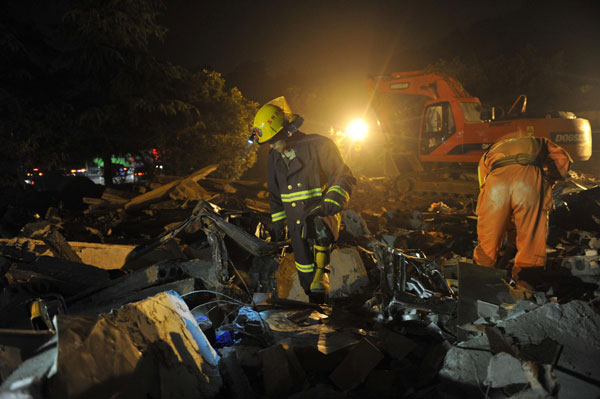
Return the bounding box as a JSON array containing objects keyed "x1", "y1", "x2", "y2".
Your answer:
[
  {"x1": 473, "y1": 136, "x2": 572, "y2": 287},
  {"x1": 250, "y1": 98, "x2": 356, "y2": 303}
]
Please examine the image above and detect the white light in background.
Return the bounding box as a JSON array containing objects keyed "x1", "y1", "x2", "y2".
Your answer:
[{"x1": 345, "y1": 118, "x2": 369, "y2": 141}]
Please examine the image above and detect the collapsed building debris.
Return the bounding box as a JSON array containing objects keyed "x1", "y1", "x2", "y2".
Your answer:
[{"x1": 0, "y1": 166, "x2": 599, "y2": 397}]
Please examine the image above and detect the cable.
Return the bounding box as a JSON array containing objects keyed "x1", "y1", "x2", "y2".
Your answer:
[
  {"x1": 181, "y1": 289, "x2": 247, "y2": 306},
  {"x1": 190, "y1": 299, "x2": 244, "y2": 314}
]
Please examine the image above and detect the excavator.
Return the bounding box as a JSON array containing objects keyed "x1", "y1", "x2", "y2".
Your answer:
[{"x1": 362, "y1": 70, "x2": 592, "y2": 195}]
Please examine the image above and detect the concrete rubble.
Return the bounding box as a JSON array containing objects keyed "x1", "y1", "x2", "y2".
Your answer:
[{"x1": 0, "y1": 166, "x2": 599, "y2": 397}]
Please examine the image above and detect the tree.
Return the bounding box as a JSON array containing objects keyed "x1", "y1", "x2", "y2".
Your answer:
[
  {"x1": 156, "y1": 69, "x2": 258, "y2": 179},
  {"x1": 0, "y1": 0, "x2": 258, "y2": 186}
]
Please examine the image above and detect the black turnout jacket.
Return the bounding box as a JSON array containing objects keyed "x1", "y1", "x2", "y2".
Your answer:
[{"x1": 267, "y1": 132, "x2": 356, "y2": 237}]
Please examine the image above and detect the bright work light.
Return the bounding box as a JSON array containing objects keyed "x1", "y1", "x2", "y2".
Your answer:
[{"x1": 346, "y1": 118, "x2": 369, "y2": 141}]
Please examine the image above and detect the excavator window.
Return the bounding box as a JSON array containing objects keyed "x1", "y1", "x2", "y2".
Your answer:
[
  {"x1": 459, "y1": 102, "x2": 482, "y2": 122},
  {"x1": 422, "y1": 102, "x2": 455, "y2": 153}
]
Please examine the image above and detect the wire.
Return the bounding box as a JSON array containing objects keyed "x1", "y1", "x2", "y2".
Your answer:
[
  {"x1": 190, "y1": 299, "x2": 244, "y2": 314},
  {"x1": 181, "y1": 289, "x2": 247, "y2": 306}
]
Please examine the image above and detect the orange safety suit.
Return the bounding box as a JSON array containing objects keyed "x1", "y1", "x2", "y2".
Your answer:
[{"x1": 473, "y1": 137, "x2": 572, "y2": 276}]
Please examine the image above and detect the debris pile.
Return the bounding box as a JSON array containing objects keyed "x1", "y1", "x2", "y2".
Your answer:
[{"x1": 0, "y1": 166, "x2": 599, "y2": 398}]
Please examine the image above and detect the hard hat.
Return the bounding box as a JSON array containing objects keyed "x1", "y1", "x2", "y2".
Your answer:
[
  {"x1": 249, "y1": 97, "x2": 303, "y2": 144},
  {"x1": 251, "y1": 103, "x2": 287, "y2": 144}
]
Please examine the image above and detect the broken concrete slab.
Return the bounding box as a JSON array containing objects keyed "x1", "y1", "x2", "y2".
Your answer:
[
  {"x1": 0, "y1": 238, "x2": 135, "y2": 271},
  {"x1": 5, "y1": 255, "x2": 111, "y2": 297},
  {"x1": 20, "y1": 221, "x2": 83, "y2": 263},
  {"x1": 68, "y1": 241, "x2": 136, "y2": 270},
  {"x1": 0, "y1": 329, "x2": 55, "y2": 381},
  {"x1": 457, "y1": 262, "x2": 515, "y2": 340},
  {"x1": 53, "y1": 291, "x2": 222, "y2": 398},
  {"x1": 180, "y1": 258, "x2": 222, "y2": 290},
  {"x1": 329, "y1": 338, "x2": 384, "y2": 391},
  {"x1": 124, "y1": 164, "x2": 218, "y2": 211},
  {"x1": 203, "y1": 211, "x2": 285, "y2": 257},
  {"x1": 68, "y1": 260, "x2": 189, "y2": 310},
  {"x1": 561, "y1": 255, "x2": 600, "y2": 284},
  {"x1": 484, "y1": 352, "x2": 529, "y2": 388},
  {"x1": 439, "y1": 335, "x2": 492, "y2": 389},
  {"x1": 73, "y1": 278, "x2": 196, "y2": 316},
  {"x1": 0, "y1": 335, "x2": 57, "y2": 396},
  {"x1": 123, "y1": 236, "x2": 189, "y2": 272},
  {"x1": 169, "y1": 178, "x2": 208, "y2": 201},
  {"x1": 329, "y1": 247, "x2": 369, "y2": 298},
  {"x1": 497, "y1": 300, "x2": 600, "y2": 393}
]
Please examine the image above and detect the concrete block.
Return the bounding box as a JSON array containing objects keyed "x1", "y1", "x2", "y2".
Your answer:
[
  {"x1": 498, "y1": 300, "x2": 600, "y2": 384},
  {"x1": 69, "y1": 241, "x2": 136, "y2": 270},
  {"x1": 329, "y1": 248, "x2": 369, "y2": 298},
  {"x1": 181, "y1": 258, "x2": 222, "y2": 290},
  {"x1": 439, "y1": 340, "x2": 492, "y2": 387},
  {"x1": 53, "y1": 291, "x2": 222, "y2": 398},
  {"x1": 329, "y1": 338, "x2": 384, "y2": 391},
  {"x1": 125, "y1": 164, "x2": 217, "y2": 211},
  {"x1": 169, "y1": 178, "x2": 208, "y2": 201},
  {"x1": 484, "y1": 352, "x2": 528, "y2": 388}
]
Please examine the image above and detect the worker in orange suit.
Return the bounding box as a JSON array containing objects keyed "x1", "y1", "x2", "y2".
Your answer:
[{"x1": 473, "y1": 136, "x2": 572, "y2": 287}]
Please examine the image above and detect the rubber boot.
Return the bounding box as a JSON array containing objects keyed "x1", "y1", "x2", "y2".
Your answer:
[{"x1": 310, "y1": 244, "x2": 330, "y2": 294}]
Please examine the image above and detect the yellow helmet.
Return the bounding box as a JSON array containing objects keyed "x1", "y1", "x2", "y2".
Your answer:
[
  {"x1": 251, "y1": 103, "x2": 287, "y2": 144},
  {"x1": 250, "y1": 97, "x2": 303, "y2": 144}
]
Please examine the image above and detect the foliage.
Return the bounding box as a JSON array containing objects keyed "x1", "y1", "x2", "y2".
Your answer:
[
  {"x1": 0, "y1": 0, "x2": 258, "y2": 184},
  {"x1": 156, "y1": 69, "x2": 258, "y2": 179}
]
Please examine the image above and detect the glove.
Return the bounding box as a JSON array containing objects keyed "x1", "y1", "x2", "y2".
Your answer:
[
  {"x1": 270, "y1": 220, "x2": 286, "y2": 242},
  {"x1": 320, "y1": 198, "x2": 342, "y2": 216},
  {"x1": 320, "y1": 185, "x2": 349, "y2": 216}
]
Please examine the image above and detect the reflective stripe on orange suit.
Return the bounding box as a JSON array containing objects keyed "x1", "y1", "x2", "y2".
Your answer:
[{"x1": 473, "y1": 137, "x2": 571, "y2": 271}]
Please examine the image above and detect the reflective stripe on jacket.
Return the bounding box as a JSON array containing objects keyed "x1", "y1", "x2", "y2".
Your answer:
[{"x1": 267, "y1": 132, "x2": 356, "y2": 235}]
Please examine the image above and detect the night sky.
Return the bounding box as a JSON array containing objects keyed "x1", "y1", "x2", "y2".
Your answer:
[{"x1": 154, "y1": 0, "x2": 600, "y2": 133}]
